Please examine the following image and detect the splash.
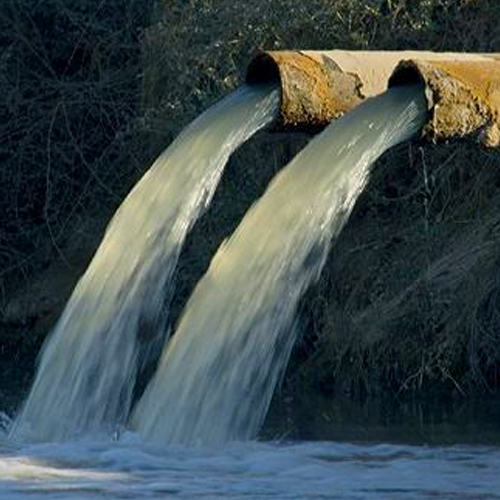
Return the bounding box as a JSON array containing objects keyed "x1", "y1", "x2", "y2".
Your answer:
[
  {"x1": 133, "y1": 85, "x2": 427, "y2": 445},
  {"x1": 12, "y1": 84, "x2": 279, "y2": 441}
]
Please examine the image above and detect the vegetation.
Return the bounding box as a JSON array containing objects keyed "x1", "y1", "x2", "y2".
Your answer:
[
  {"x1": 295, "y1": 141, "x2": 500, "y2": 400},
  {"x1": 0, "y1": 0, "x2": 153, "y2": 289},
  {"x1": 1, "y1": 0, "x2": 500, "y2": 408},
  {"x1": 0, "y1": 0, "x2": 152, "y2": 405}
]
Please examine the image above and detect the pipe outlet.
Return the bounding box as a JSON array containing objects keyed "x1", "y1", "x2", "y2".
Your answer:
[{"x1": 246, "y1": 50, "x2": 499, "y2": 146}]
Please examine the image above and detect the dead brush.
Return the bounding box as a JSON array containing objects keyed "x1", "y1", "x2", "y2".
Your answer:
[
  {"x1": 0, "y1": 0, "x2": 151, "y2": 306},
  {"x1": 293, "y1": 142, "x2": 500, "y2": 398}
]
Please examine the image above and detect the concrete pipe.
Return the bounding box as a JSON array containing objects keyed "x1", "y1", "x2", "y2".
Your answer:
[
  {"x1": 246, "y1": 50, "x2": 500, "y2": 146},
  {"x1": 389, "y1": 57, "x2": 500, "y2": 147}
]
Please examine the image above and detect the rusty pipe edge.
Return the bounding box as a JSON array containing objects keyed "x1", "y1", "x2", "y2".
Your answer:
[
  {"x1": 246, "y1": 51, "x2": 364, "y2": 131},
  {"x1": 246, "y1": 50, "x2": 499, "y2": 142},
  {"x1": 389, "y1": 57, "x2": 500, "y2": 147}
]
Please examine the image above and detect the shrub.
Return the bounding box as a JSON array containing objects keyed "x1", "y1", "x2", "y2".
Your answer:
[{"x1": 0, "y1": 0, "x2": 151, "y2": 297}]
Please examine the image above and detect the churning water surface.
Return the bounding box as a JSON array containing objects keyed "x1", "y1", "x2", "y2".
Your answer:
[{"x1": 1, "y1": 422, "x2": 500, "y2": 500}]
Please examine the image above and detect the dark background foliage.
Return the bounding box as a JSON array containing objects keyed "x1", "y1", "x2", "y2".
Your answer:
[{"x1": 1, "y1": 0, "x2": 500, "y2": 410}]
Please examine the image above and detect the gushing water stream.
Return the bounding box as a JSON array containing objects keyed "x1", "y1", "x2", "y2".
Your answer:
[
  {"x1": 12, "y1": 84, "x2": 279, "y2": 442},
  {"x1": 133, "y1": 85, "x2": 428, "y2": 445}
]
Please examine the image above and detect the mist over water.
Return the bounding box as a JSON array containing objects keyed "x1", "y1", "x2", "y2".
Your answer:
[
  {"x1": 11, "y1": 84, "x2": 280, "y2": 442},
  {"x1": 133, "y1": 85, "x2": 428, "y2": 445}
]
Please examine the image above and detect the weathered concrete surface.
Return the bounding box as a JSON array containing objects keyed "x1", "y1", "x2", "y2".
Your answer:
[
  {"x1": 246, "y1": 51, "x2": 364, "y2": 129},
  {"x1": 246, "y1": 50, "x2": 499, "y2": 143},
  {"x1": 390, "y1": 58, "x2": 500, "y2": 147}
]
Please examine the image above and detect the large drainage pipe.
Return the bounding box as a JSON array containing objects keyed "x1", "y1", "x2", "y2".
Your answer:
[{"x1": 246, "y1": 51, "x2": 500, "y2": 147}]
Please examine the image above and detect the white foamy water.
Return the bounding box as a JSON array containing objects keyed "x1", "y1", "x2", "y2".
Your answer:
[
  {"x1": 133, "y1": 86, "x2": 428, "y2": 445},
  {"x1": 1, "y1": 425, "x2": 499, "y2": 500},
  {"x1": 12, "y1": 85, "x2": 279, "y2": 442}
]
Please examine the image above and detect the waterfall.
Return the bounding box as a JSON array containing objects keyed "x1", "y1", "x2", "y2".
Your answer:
[
  {"x1": 133, "y1": 85, "x2": 427, "y2": 445},
  {"x1": 11, "y1": 84, "x2": 279, "y2": 442}
]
